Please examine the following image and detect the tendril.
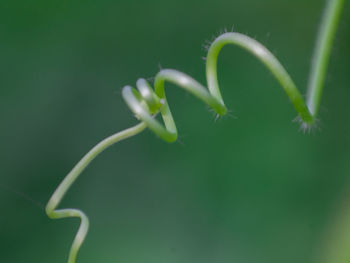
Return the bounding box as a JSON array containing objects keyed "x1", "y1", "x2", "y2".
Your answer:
[
  {"x1": 45, "y1": 0, "x2": 344, "y2": 262},
  {"x1": 123, "y1": 32, "x2": 316, "y2": 143}
]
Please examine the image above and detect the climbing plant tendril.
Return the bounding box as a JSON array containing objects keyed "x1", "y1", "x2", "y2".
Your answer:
[{"x1": 46, "y1": 0, "x2": 345, "y2": 262}]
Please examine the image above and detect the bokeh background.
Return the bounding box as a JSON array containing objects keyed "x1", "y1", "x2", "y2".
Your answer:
[{"x1": 1, "y1": 0, "x2": 349, "y2": 262}]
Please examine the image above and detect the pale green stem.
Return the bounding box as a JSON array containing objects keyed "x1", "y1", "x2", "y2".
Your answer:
[
  {"x1": 307, "y1": 0, "x2": 345, "y2": 115},
  {"x1": 46, "y1": 0, "x2": 345, "y2": 262},
  {"x1": 46, "y1": 122, "x2": 147, "y2": 263}
]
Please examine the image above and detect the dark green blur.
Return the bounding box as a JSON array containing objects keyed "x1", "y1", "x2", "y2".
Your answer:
[{"x1": 0, "y1": 0, "x2": 349, "y2": 262}]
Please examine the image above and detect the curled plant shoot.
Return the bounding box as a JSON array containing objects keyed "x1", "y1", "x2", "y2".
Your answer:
[{"x1": 46, "y1": 0, "x2": 345, "y2": 262}]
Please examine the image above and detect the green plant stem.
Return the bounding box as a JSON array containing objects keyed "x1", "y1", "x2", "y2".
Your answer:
[
  {"x1": 123, "y1": 0, "x2": 345, "y2": 138},
  {"x1": 307, "y1": 0, "x2": 345, "y2": 115},
  {"x1": 46, "y1": 122, "x2": 147, "y2": 263},
  {"x1": 46, "y1": 0, "x2": 345, "y2": 262}
]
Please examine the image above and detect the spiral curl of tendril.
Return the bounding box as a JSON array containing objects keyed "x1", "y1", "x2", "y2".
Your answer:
[{"x1": 45, "y1": 0, "x2": 345, "y2": 262}]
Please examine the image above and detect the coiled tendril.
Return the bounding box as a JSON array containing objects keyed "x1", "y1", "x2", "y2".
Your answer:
[{"x1": 46, "y1": 0, "x2": 344, "y2": 262}]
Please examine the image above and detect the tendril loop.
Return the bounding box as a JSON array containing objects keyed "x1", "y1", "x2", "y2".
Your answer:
[
  {"x1": 122, "y1": 32, "x2": 315, "y2": 143},
  {"x1": 45, "y1": 0, "x2": 345, "y2": 262}
]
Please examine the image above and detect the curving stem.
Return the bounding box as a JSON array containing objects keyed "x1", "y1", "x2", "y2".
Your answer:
[
  {"x1": 46, "y1": 123, "x2": 147, "y2": 263},
  {"x1": 46, "y1": 0, "x2": 345, "y2": 262}
]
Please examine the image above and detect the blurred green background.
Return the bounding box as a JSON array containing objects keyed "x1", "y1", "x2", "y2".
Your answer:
[{"x1": 1, "y1": 0, "x2": 349, "y2": 262}]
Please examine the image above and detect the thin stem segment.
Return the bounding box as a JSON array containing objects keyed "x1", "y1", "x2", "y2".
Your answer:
[
  {"x1": 307, "y1": 0, "x2": 345, "y2": 115},
  {"x1": 46, "y1": 122, "x2": 147, "y2": 263},
  {"x1": 46, "y1": 0, "x2": 345, "y2": 262}
]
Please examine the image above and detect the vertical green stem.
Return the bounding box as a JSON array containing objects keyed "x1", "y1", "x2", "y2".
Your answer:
[{"x1": 306, "y1": 0, "x2": 345, "y2": 115}]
